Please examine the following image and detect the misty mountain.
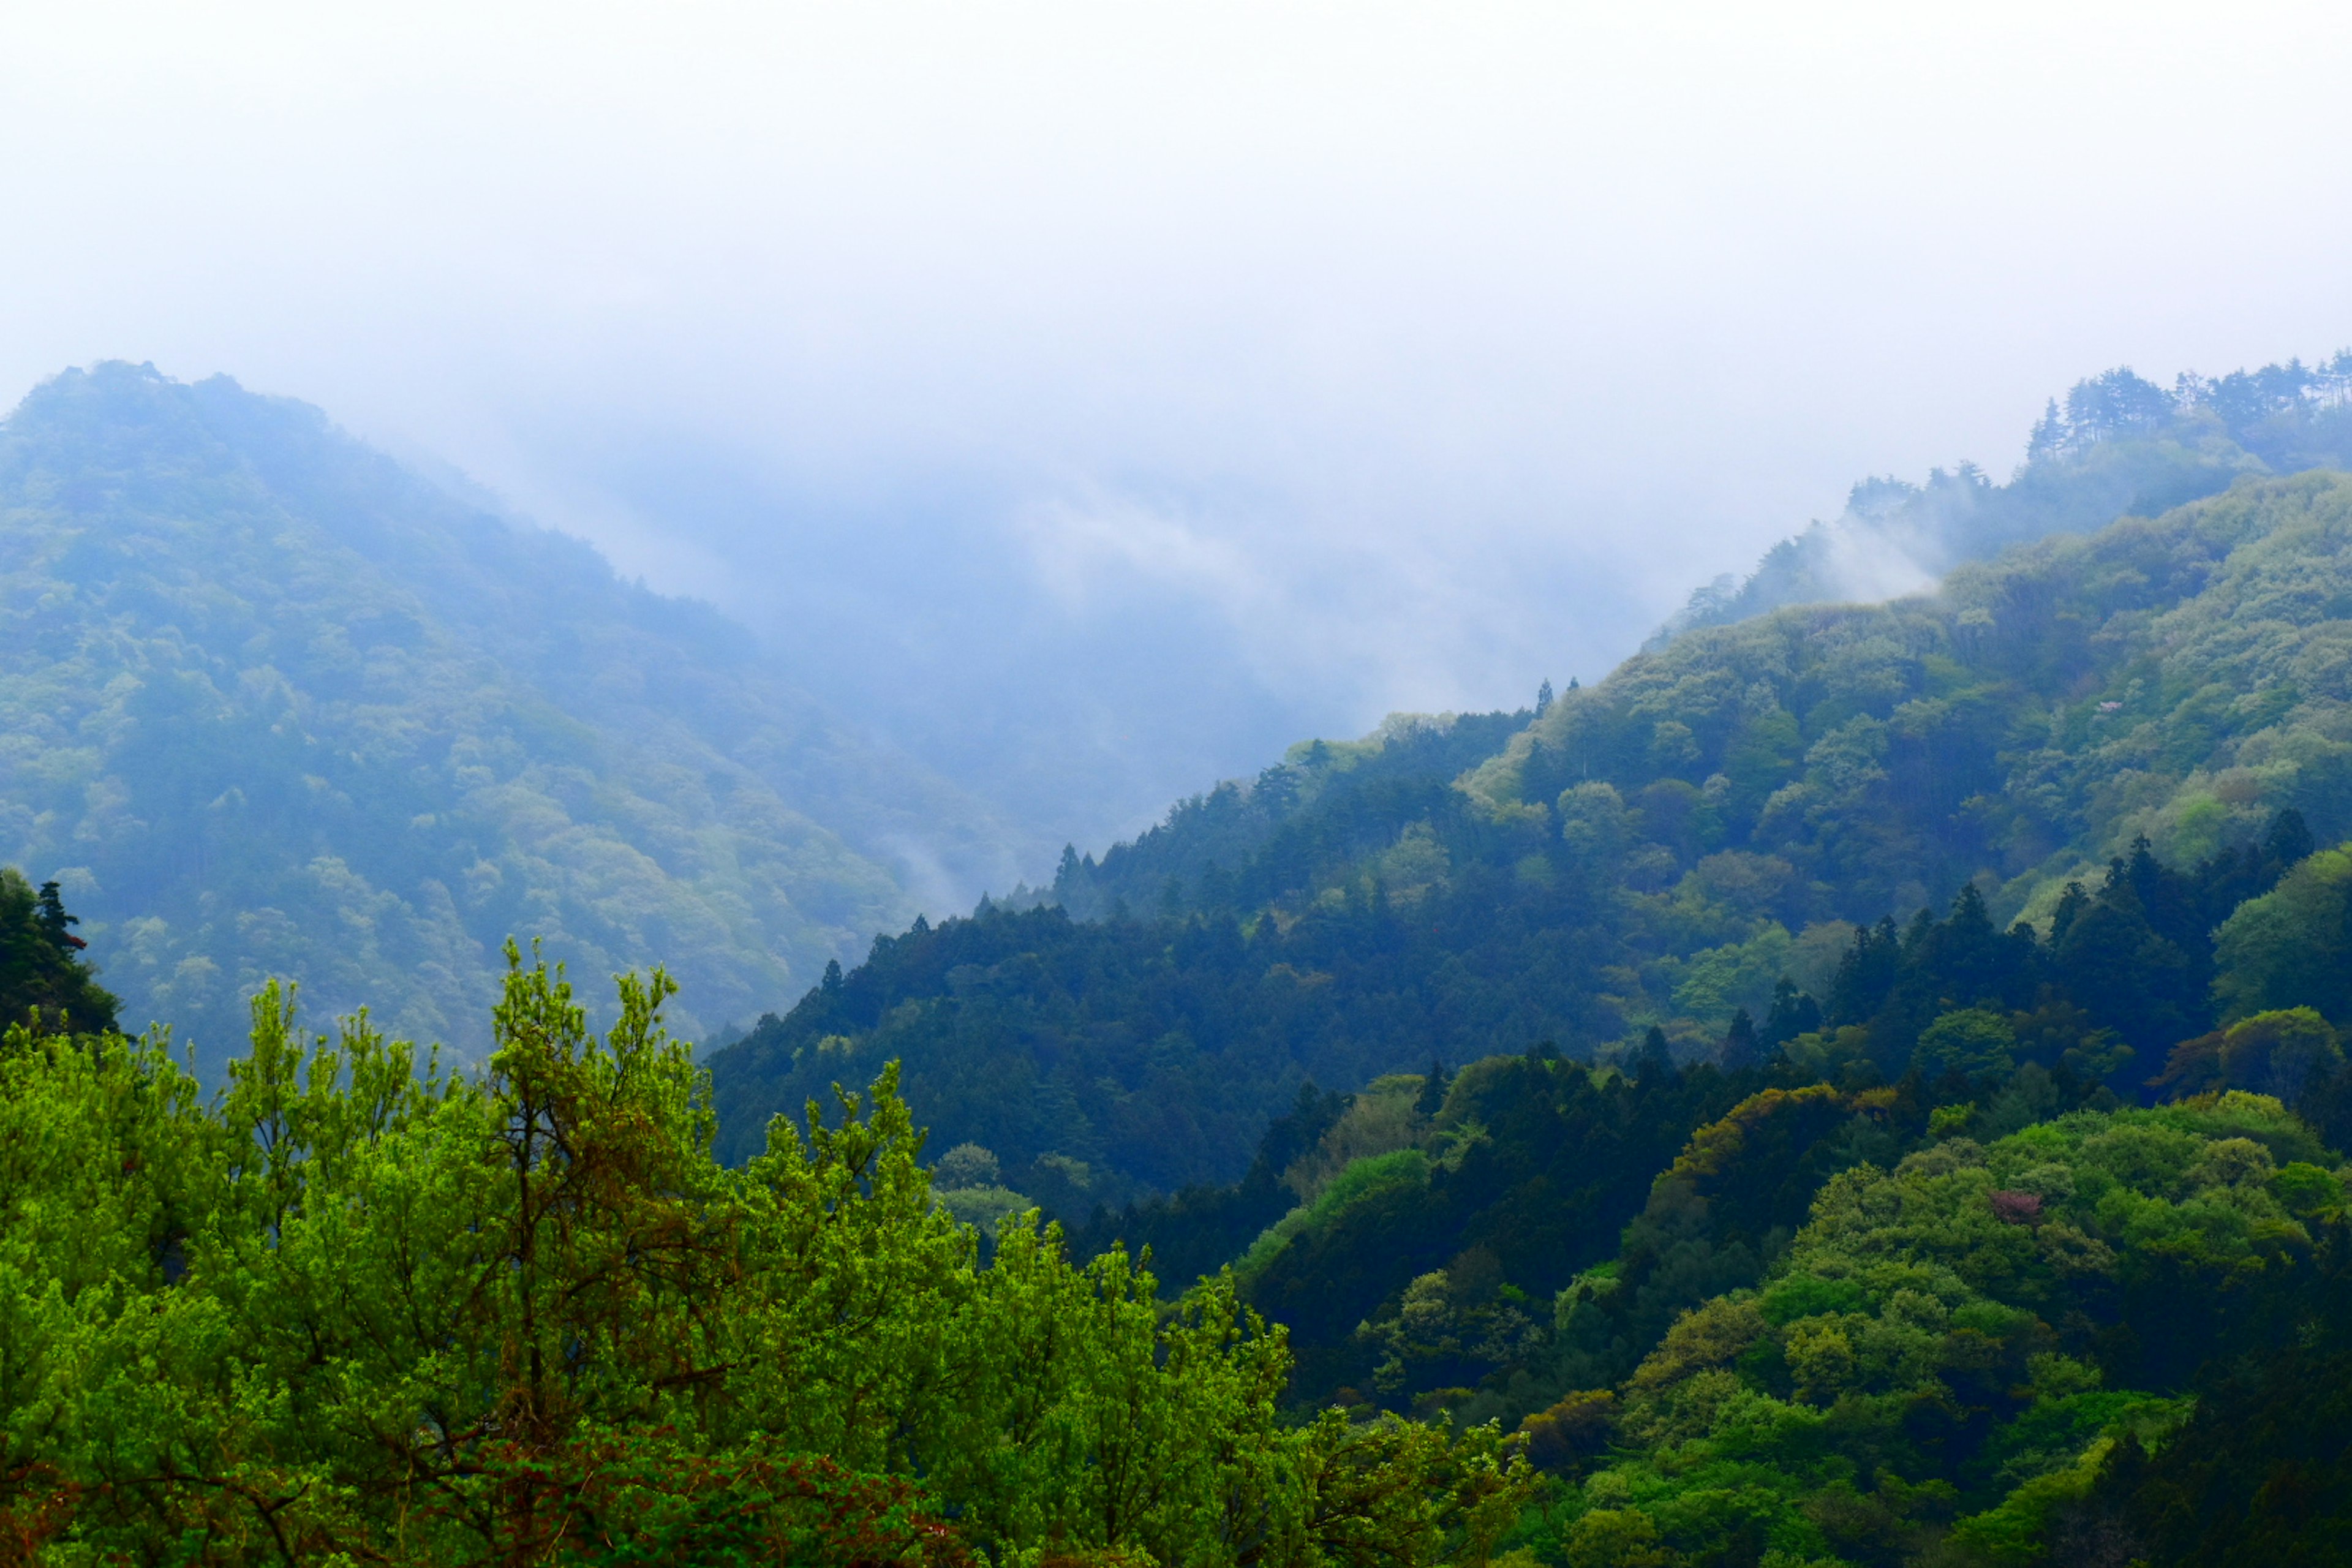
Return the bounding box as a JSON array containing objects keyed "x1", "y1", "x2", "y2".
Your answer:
[
  {"x1": 0, "y1": 363, "x2": 1015, "y2": 1069},
  {"x1": 1653, "y1": 351, "x2": 2352, "y2": 646},
  {"x1": 560, "y1": 438, "x2": 1399, "y2": 865},
  {"x1": 712, "y1": 469, "x2": 2352, "y2": 1212}
]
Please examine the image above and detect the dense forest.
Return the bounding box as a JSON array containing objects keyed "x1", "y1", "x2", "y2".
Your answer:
[
  {"x1": 0, "y1": 364, "x2": 1022, "y2": 1068},
  {"x1": 709, "y1": 467, "x2": 2352, "y2": 1215},
  {"x1": 13, "y1": 353, "x2": 2352, "y2": 1564},
  {"x1": 9, "y1": 832, "x2": 2352, "y2": 1563},
  {"x1": 1654, "y1": 352, "x2": 2352, "y2": 643}
]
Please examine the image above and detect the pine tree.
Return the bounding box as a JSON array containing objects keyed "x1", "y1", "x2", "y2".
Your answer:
[
  {"x1": 0, "y1": 869, "x2": 117, "y2": 1034},
  {"x1": 2027, "y1": 397, "x2": 2068, "y2": 460},
  {"x1": 1761, "y1": 979, "x2": 1822, "y2": 1052},
  {"x1": 1719, "y1": 1008, "x2": 1758, "y2": 1070},
  {"x1": 2265, "y1": 807, "x2": 2315, "y2": 870},
  {"x1": 1414, "y1": 1058, "x2": 1450, "y2": 1120},
  {"x1": 1637, "y1": 1025, "x2": 1673, "y2": 1080},
  {"x1": 34, "y1": 881, "x2": 85, "y2": 952}
]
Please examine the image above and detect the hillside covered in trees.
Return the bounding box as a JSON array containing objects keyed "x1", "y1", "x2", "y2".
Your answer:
[
  {"x1": 9, "y1": 843, "x2": 2352, "y2": 1564},
  {"x1": 710, "y1": 466, "x2": 2352, "y2": 1213},
  {"x1": 1652, "y1": 352, "x2": 2352, "y2": 643},
  {"x1": 12, "y1": 353, "x2": 2352, "y2": 1564},
  {"x1": 0, "y1": 363, "x2": 1019, "y2": 1068}
]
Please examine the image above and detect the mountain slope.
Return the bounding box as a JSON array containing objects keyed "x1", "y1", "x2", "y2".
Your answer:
[
  {"x1": 1653, "y1": 352, "x2": 2352, "y2": 644},
  {"x1": 0, "y1": 363, "x2": 1011, "y2": 1066},
  {"x1": 712, "y1": 470, "x2": 2352, "y2": 1208}
]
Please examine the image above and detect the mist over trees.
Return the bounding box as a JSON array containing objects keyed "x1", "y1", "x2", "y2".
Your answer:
[
  {"x1": 0, "y1": 363, "x2": 1020, "y2": 1068},
  {"x1": 17, "y1": 352, "x2": 2352, "y2": 1562},
  {"x1": 712, "y1": 470, "x2": 2352, "y2": 1216},
  {"x1": 1655, "y1": 351, "x2": 2352, "y2": 645}
]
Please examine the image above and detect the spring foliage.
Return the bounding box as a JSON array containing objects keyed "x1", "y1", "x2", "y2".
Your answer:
[
  {"x1": 0, "y1": 946, "x2": 1538, "y2": 1567},
  {"x1": 714, "y1": 472, "x2": 2352, "y2": 1214}
]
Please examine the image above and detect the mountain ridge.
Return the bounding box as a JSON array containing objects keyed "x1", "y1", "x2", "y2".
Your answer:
[
  {"x1": 0, "y1": 361, "x2": 1016, "y2": 1065},
  {"x1": 711, "y1": 467, "x2": 2352, "y2": 1216}
]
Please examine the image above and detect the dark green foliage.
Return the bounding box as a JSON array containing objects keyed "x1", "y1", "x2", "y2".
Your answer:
[
  {"x1": 2091, "y1": 1245, "x2": 2352, "y2": 1566},
  {"x1": 715, "y1": 473, "x2": 2352, "y2": 1221},
  {"x1": 1547, "y1": 1082, "x2": 1885, "y2": 1404},
  {"x1": 1066, "y1": 1080, "x2": 1349, "y2": 1289},
  {"x1": 1762, "y1": 977, "x2": 1822, "y2": 1050},
  {"x1": 0, "y1": 870, "x2": 116, "y2": 1033},
  {"x1": 1090, "y1": 835, "x2": 2326, "y2": 1443},
  {"x1": 707, "y1": 886, "x2": 1637, "y2": 1211},
  {"x1": 1246, "y1": 1053, "x2": 1756, "y2": 1407}
]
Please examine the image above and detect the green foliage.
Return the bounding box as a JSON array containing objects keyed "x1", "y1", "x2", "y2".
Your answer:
[
  {"x1": 0, "y1": 363, "x2": 1009, "y2": 1067},
  {"x1": 2213, "y1": 845, "x2": 2352, "y2": 1024},
  {"x1": 0, "y1": 870, "x2": 115, "y2": 1033},
  {"x1": 1542, "y1": 1098, "x2": 2335, "y2": 1566},
  {"x1": 1913, "y1": 1009, "x2": 2015, "y2": 1082},
  {"x1": 2081, "y1": 1238, "x2": 2352, "y2": 1566},
  {"x1": 716, "y1": 473, "x2": 2352, "y2": 1221},
  {"x1": 0, "y1": 951, "x2": 1535, "y2": 1566},
  {"x1": 1035, "y1": 826, "x2": 2347, "y2": 1435}
]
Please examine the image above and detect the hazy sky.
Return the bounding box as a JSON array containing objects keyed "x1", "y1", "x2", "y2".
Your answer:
[{"x1": 7, "y1": 1, "x2": 2352, "y2": 854}]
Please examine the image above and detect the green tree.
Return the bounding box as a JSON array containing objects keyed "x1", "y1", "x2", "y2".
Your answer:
[
  {"x1": 0, "y1": 869, "x2": 116, "y2": 1033},
  {"x1": 2214, "y1": 845, "x2": 2352, "y2": 1025},
  {"x1": 0, "y1": 947, "x2": 1528, "y2": 1566}
]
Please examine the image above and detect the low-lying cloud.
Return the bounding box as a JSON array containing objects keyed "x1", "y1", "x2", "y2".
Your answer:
[{"x1": 7, "y1": 2, "x2": 2352, "y2": 868}]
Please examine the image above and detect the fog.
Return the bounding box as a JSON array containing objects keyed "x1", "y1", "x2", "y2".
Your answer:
[{"x1": 7, "y1": 1, "x2": 2352, "y2": 869}]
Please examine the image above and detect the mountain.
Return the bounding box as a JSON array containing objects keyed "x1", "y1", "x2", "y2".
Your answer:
[
  {"x1": 1651, "y1": 352, "x2": 2352, "y2": 646},
  {"x1": 710, "y1": 464, "x2": 2352, "y2": 1216},
  {"x1": 19, "y1": 358, "x2": 2352, "y2": 1568},
  {"x1": 0, "y1": 363, "x2": 1015, "y2": 1068}
]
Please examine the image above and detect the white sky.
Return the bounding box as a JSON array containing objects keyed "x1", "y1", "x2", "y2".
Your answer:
[{"x1": 7, "y1": 1, "x2": 2352, "y2": 840}]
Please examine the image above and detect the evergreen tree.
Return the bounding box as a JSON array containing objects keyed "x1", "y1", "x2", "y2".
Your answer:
[
  {"x1": 0, "y1": 868, "x2": 117, "y2": 1035},
  {"x1": 34, "y1": 880, "x2": 83, "y2": 952},
  {"x1": 1718, "y1": 1007, "x2": 1758, "y2": 1070},
  {"x1": 2266, "y1": 805, "x2": 2315, "y2": 869},
  {"x1": 1414, "y1": 1058, "x2": 1450, "y2": 1120},
  {"x1": 1637, "y1": 1025, "x2": 1673, "y2": 1080},
  {"x1": 1761, "y1": 978, "x2": 1822, "y2": 1052},
  {"x1": 2027, "y1": 396, "x2": 2068, "y2": 459}
]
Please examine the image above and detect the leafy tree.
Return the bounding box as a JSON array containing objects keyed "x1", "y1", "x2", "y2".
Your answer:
[
  {"x1": 0, "y1": 869, "x2": 116, "y2": 1033},
  {"x1": 1543, "y1": 1096, "x2": 2337, "y2": 1567},
  {"x1": 0, "y1": 950, "x2": 1532, "y2": 1566},
  {"x1": 2213, "y1": 844, "x2": 2352, "y2": 1025}
]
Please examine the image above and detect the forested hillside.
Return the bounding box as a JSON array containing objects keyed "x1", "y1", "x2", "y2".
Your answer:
[
  {"x1": 16, "y1": 355, "x2": 2352, "y2": 1564},
  {"x1": 711, "y1": 469, "x2": 2352, "y2": 1213},
  {"x1": 1654, "y1": 352, "x2": 2352, "y2": 643},
  {"x1": 0, "y1": 363, "x2": 1013, "y2": 1066},
  {"x1": 1076, "y1": 824, "x2": 2352, "y2": 1406}
]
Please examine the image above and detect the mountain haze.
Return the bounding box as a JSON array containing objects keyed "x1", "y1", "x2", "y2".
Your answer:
[
  {"x1": 0, "y1": 363, "x2": 1016, "y2": 1067},
  {"x1": 1655, "y1": 352, "x2": 2352, "y2": 645},
  {"x1": 714, "y1": 462, "x2": 2352, "y2": 1213},
  {"x1": 17, "y1": 356, "x2": 2352, "y2": 1568}
]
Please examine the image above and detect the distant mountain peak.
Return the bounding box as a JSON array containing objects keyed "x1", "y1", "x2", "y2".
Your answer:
[{"x1": 0, "y1": 361, "x2": 1015, "y2": 1068}]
